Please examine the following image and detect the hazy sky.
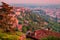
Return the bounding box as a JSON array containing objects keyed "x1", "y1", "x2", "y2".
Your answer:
[{"x1": 0, "y1": 0, "x2": 60, "y2": 5}]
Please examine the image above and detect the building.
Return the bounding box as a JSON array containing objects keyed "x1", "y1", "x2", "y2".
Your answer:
[{"x1": 27, "y1": 29, "x2": 60, "y2": 40}]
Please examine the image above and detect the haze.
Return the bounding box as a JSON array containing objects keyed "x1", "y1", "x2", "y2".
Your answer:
[{"x1": 0, "y1": 0, "x2": 60, "y2": 5}]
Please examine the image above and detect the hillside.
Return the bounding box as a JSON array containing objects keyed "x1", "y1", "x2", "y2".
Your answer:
[
  {"x1": 17, "y1": 9, "x2": 49, "y2": 32},
  {"x1": 17, "y1": 7, "x2": 60, "y2": 33},
  {"x1": 0, "y1": 2, "x2": 60, "y2": 40}
]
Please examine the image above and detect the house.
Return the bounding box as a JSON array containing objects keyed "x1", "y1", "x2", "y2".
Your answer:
[
  {"x1": 27, "y1": 29, "x2": 60, "y2": 40},
  {"x1": 34, "y1": 29, "x2": 60, "y2": 39}
]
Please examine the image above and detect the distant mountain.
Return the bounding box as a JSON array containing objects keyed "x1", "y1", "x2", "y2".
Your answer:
[
  {"x1": 11, "y1": 4, "x2": 39, "y2": 8},
  {"x1": 11, "y1": 4, "x2": 60, "y2": 8}
]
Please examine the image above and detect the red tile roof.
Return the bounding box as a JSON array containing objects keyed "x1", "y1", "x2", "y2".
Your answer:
[{"x1": 29, "y1": 29, "x2": 60, "y2": 40}]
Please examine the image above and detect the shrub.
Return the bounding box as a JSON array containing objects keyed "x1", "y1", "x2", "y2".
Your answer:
[
  {"x1": 0, "y1": 31, "x2": 26, "y2": 40},
  {"x1": 26, "y1": 38, "x2": 34, "y2": 40},
  {"x1": 0, "y1": 33, "x2": 19, "y2": 40},
  {"x1": 41, "y1": 36, "x2": 60, "y2": 40}
]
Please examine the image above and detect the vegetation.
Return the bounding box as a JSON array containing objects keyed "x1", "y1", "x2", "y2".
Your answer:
[
  {"x1": 17, "y1": 10, "x2": 48, "y2": 32},
  {"x1": 0, "y1": 2, "x2": 26, "y2": 40},
  {"x1": 41, "y1": 36, "x2": 60, "y2": 40},
  {"x1": 0, "y1": 33, "x2": 19, "y2": 40},
  {"x1": 0, "y1": 2, "x2": 60, "y2": 40},
  {"x1": 39, "y1": 14, "x2": 60, "y2": 32},
  {"x1": 0, "y1": 31, "x2": 26, "y2": 40},
  {"x1": 26, "y1": 38, "x2": 34, "y2": 40}
]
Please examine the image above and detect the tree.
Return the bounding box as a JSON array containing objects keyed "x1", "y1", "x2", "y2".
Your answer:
[{"x1": 0, "y1": 2, "x2": 18, "y2": 32}]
